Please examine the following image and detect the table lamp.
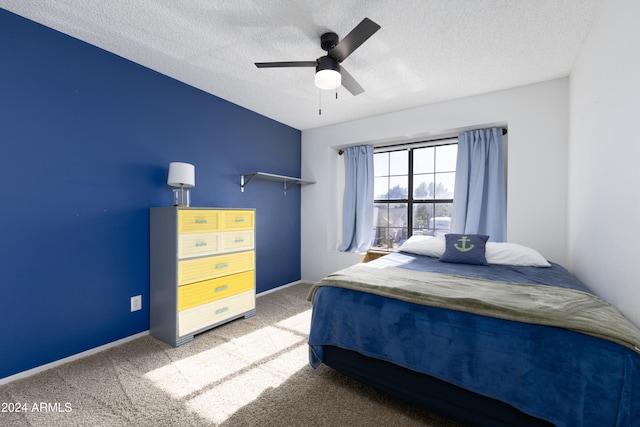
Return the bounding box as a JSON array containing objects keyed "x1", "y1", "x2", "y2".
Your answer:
[{"x1": 167, "y1": 162, "x2": 195, "y2": 207}]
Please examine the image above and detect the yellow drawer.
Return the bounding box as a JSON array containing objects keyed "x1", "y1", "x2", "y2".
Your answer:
[
  {"x1": 178, "y1": 270, "x2": 254, "y2": 311},
  {"x1": 179, "y1": 210, "x2": 221, "y2": 234},
  {"x1": 221, "y1": 210, "x2": 254, "y2": 230},
  {"x1": 221, "y1": 230, "x2": 254, "y2": 252},
  {"x1": 178, "y1": 232, "x2": 221, "y2": 259},
  {"x1": 178, "y1": 250, "x2": 254, "y2": 285},
  {"x1": 179, "y1": 290, "x2": 255, "y2": 337}
]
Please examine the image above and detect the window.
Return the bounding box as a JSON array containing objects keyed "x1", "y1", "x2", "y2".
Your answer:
[{"x1": 372, "y1": 141, "x2": 457, "y2": 250}]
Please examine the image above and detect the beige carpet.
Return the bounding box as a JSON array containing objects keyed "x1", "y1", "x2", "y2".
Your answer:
[{"x1": 0, "y1": 283, "x2": 465, "y2": 427}]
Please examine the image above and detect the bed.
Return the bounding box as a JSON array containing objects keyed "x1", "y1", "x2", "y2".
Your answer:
[{"x1": 307, "y1": 235, "x2": 640, "y2": 427}]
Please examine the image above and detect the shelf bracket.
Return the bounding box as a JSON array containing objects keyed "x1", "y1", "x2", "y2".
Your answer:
[
  {"x1": 240, "y1": 173, "x2": 258, "y2": 193},
  {"x1": 283, "y1": 179, "x2": 298, "y2": 195}
]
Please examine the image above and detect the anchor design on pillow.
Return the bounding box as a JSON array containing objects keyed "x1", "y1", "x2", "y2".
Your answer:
[{"x1": 455, "y1": 235, "x2": 475, "y2": 252}]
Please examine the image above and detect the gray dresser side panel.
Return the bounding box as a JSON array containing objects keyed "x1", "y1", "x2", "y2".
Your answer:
[{"x1": 149, "y1": 207, "x2": 179, "y2": 345}]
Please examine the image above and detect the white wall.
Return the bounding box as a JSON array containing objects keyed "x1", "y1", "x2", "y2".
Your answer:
[
  {"x1": 301, "y1": 78, "x2": 569, "y2": 282},
  {"x1": 569, "y1": 0, "x2": 640, "y2": 327}
]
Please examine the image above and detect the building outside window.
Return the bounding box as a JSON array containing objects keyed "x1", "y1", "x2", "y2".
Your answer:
[{"x1": 372, "y1": 141, "x2": 457, "y2": 250}]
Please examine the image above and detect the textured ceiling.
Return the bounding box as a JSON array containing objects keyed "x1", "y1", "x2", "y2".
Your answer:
[{"x1": 1, "y1": 0, "x2": 603, "y2": 130}]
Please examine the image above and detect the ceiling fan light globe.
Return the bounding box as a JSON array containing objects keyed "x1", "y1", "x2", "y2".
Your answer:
[{"x1": 314, "y1": 69, "x2": 342, "y2": 90}]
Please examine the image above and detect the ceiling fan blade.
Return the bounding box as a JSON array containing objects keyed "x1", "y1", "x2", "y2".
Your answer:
[
  {"x1": 340, "y1": 66, "x2": 364, "y2": 96},
  {"x1": 255, "y1": 61, "x2": 316, "y2": 68},
  {"x1": 329, "y1": 18, "x2": 381, "y2": 62}
]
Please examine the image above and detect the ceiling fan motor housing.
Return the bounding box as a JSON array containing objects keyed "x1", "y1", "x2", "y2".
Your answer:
[
  {"x1": 320, "y1": 32, "x2": 339, "y2": 51},
  {"x1": 316, "y1": 55, "x2": 340, "y2": 73}
]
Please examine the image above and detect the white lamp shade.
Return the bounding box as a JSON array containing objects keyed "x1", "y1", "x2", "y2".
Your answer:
[
  {"x1": 314, "y1": 69, "x2": 342, "y2": 90},
  {"x1": 167, "y1": 162, "x2": 195, "y2": 188}
]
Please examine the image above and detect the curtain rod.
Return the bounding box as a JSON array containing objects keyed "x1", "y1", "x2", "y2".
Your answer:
[{"x1": 338, "y1": 128, "x2": 507, "y2": 155}]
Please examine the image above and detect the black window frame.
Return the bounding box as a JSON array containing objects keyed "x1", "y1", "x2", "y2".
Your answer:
[{"x1": 372, "y1": 139, "x2": 458, "y2": 250}]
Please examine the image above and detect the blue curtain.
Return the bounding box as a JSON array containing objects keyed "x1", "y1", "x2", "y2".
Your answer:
[
  {"x1": 339, "y1": 145, "x2": 374, "y2": 252},
  {"x1": 451, "y1": 128, "x2": 507, "y2": 241}
]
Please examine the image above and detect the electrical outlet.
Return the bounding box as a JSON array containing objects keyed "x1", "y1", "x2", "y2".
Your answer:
[{"x1": 131, "y1": 295, "x2": 142, "y2": 312}]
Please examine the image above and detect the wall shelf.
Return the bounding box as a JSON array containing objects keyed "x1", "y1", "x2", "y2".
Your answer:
[{"x1": 241, "y1": 172, "x2": 315, "y2": 194}]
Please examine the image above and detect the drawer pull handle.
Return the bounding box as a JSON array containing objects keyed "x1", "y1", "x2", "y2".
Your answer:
[
  {"x1": 195, "y1": 242, "x2": 207, "y2": 247},
  {"x1": 195, "y1": 219, "x2": 208, "y2": 224},
  {"x1": 215, "y1": 263, "x2": 229, "y2": 269},
  {"x1": 234, "y1": 238, "x2": 244, "y2": 243},
  {"x1": 235, "y1": 218, "x2": 245, "y2": 223},
  {"x1": 215, "y1": 285, "x2": 229, "y2": 293},
  {"x1": 216, "y1": 307, "x2": 229, "y2": 315}
]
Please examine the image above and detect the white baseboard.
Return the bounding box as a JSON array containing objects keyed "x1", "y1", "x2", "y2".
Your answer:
[
  {"x1": 0, "y1": 331, "x2": 150, "y2": 385},
  {"x1": 256, "y1": 279, "x2": 313, "y2": 297},
  {"x1": 2, "y1": 281, "x2": 311, "y2": 385}
]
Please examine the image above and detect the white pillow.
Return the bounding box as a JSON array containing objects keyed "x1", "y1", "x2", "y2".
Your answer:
[
  {"x1": 485, "y1": 242, "x2": 551, "y2": 267},
  {"x1": 399, "y1": 235, "x2": 445, "y2": 258}
]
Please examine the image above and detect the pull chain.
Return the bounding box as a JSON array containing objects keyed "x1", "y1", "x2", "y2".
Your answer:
[{"x1": 318, "y1": 82, "x2": 339, "y2": 115}]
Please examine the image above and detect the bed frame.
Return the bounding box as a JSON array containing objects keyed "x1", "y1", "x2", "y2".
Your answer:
[{"x1": 322, "y1": 345, "x2": 553, "y2": 427}]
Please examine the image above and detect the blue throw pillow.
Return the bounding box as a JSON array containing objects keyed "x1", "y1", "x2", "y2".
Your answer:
[{"x1": 440, "y1": 234, "x2": 489, "y2": 265}]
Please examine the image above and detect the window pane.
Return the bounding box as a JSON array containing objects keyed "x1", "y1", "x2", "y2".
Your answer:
[
  {"x1": 413, "y1": 174, "x2": 435, "y2": 200},
  {"x1": 412, "y1": 204, "x2": 434, "y2": 234},
  {"x1": 374, "y1": 176, "x2": 389, "y2": 200},
  {"x1": 373, "y1": 203, "x2": 389, "y2": 227},
  {"x1": 372, "y1": 203, "x2": 407, "y2": 249},
  {"x1": 413, "y1": 203, "x2": 452, "y2": 237},
  {"x1": 373, "y1": 152, "x2": 388, "y2": 177},
  {"x1": 413, "y1": 147, "x2": 434, "y2": 174},
  {"x1": 435, "y1": 144, "x2": 458, "y2": 172},
  {"x1": 389, "y1": 228, "x2": 408, "y2": 248},
  {"x1": 388, "y1": 202, "x2": 408, "y2": 248},
  {"x1": 434, "y1": 203, "x2": 453, "y2": 220},
  {"x1": 388, "y1": 203, "x2": 408, "y2": 229},
  {"x1": 389, "y1": 150, "x2": 408, "y2": 175},
  {"x1": 371, "y1": 227, "x2": 389, "y2": 249},
  {"x1": 432, "y1": 203, "x2": 453, "y2": 237},
  {"x1": 435, "y1": 172, "x2": 455, "y2": 198},
  {"x1": 372, "y1": 203, "x2": 390, "y2": 249},
  {"x1": 388, "y1": 176, "x2": 408, "y2": 199}
]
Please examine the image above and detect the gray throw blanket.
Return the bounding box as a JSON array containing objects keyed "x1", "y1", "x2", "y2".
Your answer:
[{"x1": 308, "y1": 264, "x2": 640, "y2": 354}]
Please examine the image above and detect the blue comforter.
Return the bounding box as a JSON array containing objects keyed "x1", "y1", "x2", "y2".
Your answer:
[{"x1": 308, "y1": 252, "x2": 640, "y2": 426}]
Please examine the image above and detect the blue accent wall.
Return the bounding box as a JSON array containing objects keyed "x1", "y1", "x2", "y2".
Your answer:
[{"x1": 0, "y1": 9, "x2": 302, "y2": 379}]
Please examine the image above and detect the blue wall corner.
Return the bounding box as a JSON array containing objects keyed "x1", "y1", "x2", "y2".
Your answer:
[{"x1": 0, "y1": 9, "x2": 302, "y2": 379}]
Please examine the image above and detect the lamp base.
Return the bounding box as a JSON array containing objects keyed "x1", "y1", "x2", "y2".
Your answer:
[{"x1": 172, "y1": 188, "x2": 190, "y2": 207}]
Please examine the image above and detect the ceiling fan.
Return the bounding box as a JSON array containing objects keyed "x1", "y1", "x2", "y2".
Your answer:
[{"x1": 255, "y1": 18, "x2": 381, "y2": 96}]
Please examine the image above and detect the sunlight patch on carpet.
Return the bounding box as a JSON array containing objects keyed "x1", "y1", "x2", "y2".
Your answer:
[
  {"x1": 144, "y1": 327, "x2": 303, "y2": 398},
  {"x1": 186, "y1": 343, "x2": 309, "y2": 424},
  {"x1": 144, "y1": 308, "x2": 312, "y2": 410}
]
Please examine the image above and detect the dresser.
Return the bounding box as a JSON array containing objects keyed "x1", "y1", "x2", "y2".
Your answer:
[{"x1": 150, "y1": 207, "x2": 256, "y2": 346}]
